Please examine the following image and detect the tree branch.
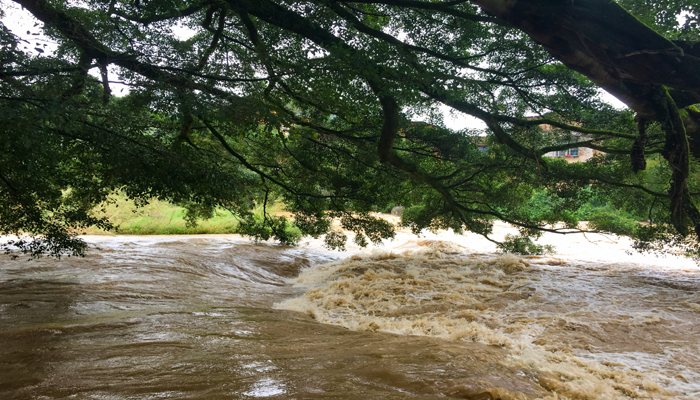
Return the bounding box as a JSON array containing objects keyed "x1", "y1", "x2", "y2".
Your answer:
[
  {"x1": 342, "y1": 0, "x2": 510, "y2": 27},
  {"x1": 110, "y1": 2, "x2": 211, "y2": 24}
]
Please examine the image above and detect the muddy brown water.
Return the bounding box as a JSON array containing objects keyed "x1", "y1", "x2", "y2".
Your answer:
[{"x1": 1, "y1": 234, "x2": 699, "y2": 399}]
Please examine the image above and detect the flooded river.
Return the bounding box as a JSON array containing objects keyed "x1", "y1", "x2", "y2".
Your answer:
[{"x1": 1, "y1": 227, "x2": 699, "y2": 399}]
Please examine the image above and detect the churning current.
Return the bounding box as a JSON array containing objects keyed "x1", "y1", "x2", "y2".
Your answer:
[{"x1": 1, "y1": 226, "x2": 699, "y2": 399}]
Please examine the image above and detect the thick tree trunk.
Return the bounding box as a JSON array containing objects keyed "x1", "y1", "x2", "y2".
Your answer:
[{"x1": 469, "y1": 0, "x2": 700, "y2": 119}]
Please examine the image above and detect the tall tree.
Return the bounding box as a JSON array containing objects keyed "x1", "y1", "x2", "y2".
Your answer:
[{"x1": 1, "y1": 0, "x2": 698, "y2": 256}]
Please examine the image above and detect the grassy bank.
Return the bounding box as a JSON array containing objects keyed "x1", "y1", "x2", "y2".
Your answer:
[{"x1": 83, "y1": 196, "x2": 240, "y2": 235}]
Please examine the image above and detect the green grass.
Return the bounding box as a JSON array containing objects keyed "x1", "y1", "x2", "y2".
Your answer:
[{"x1": 84, "y1": 195, "x2": 239, "y2": 235}]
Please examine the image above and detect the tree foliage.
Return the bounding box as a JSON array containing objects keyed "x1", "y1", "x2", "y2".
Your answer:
[{"x1": 1, "y1": 0, "x2": 699, "y2": 257}]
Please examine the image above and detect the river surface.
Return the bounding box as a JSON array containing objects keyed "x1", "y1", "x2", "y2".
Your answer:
[{"x1": 1, "y1": 226, "x2": 700, "y2": 399}]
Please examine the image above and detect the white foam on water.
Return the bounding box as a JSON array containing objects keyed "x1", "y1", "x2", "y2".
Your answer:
[{"x1": 276, "y1": 237, "x2": 700, "y2": 399}]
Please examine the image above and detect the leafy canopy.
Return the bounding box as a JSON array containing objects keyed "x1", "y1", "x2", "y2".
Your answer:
[{"x1": 1, "y1": 0, "x2": 700, "y2": 257}]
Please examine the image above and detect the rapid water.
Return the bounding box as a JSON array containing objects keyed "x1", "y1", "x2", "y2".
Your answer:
[{"x1": 1, "y1": 227, "x2": 699, "y2": 399}]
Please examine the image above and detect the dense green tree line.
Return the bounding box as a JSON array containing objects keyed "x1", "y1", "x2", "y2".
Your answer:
[{"x1": 1, "y1": 0, "x2": 699, "y2": 257}]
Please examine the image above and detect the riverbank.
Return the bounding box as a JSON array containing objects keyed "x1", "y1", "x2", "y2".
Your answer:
[{"x1": 82, "y1": 196, "x2": 240, "y2": 235}]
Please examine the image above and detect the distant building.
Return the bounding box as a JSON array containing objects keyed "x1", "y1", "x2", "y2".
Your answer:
[
  {"x1": 475, "y1": 121, "x2": 603, "y2": 162},
  {"x1": 538, "y1": 122, "x2": 603, "y2": 163}
]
